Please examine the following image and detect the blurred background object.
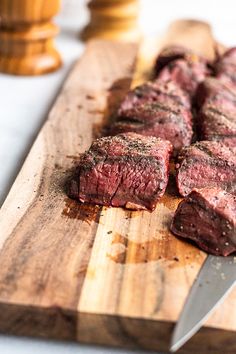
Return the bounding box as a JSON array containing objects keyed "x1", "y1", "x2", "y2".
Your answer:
[
  {"x1": 80, "y1": 0, "x2": 140, "y2": 41},
  {"x1": 0, "y1": 0, "x2": 62, "y2": 75},
  {"x1": 1, "y1": 0, "x2": 236, "y2": 77},
  {"x1": 57, "y1": 0, "x2": 236, "y2": 47}
]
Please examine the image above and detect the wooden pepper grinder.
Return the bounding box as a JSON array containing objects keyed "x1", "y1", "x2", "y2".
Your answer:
[
  {"x1": 0, "y1": 0, "x2": 62, "y2": 75},
  {"x1": 81, "y1": 0, "x2": 140, "y2": 42}
]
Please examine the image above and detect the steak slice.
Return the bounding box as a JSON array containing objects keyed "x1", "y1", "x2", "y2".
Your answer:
[
  {"x1": 176, "y1": 140, "x2": 236, "y2": 197},
  {"x1": 118, "y1": 80, "x2": 191, "y2": 112},
  {"x1": 199, "y1": 103, "x2": 236, "y2": 148},
  {"x1": 215, "y1": 47, "x2": 236, "y2": 85},
  {"x1": 154, "y1": 45, "x2": 207, "y2": 74},
  {"x1": 154, "y1": 46, "x2": 210, "y2": 98},
  {"x1": 111, "y1": 82, "x2": 193, "y2": 152},
  {"x1": 196, "y1": 77, "x2": 236, "y2": 109},
  {"x1": 69, "y1": 133, "x2": 172, "y2": 211},
  {"x1": 196, "y1": 78, "x2": 236, "y2": 147},
  {"x1": 170, "y1": 188, "x2": 236, "y2": 256}
]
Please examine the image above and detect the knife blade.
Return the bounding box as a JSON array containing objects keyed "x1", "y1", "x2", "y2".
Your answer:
[{"x1": 170, "y1": 254, "x2": 236, "y2": 352}]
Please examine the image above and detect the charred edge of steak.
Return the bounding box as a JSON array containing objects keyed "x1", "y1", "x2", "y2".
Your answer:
[{"x1": 170, "y1": 189, "x2": 236, "y2": 256}]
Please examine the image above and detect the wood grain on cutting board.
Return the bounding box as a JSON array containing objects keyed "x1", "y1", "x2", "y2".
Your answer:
[{"x1": 0, "y1": 20, "x2": 234, "y2": 354}]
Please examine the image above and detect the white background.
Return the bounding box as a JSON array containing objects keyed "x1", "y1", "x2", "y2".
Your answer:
[{"x1": 0, "y1": 0, "x2": 236, "y2": 353}]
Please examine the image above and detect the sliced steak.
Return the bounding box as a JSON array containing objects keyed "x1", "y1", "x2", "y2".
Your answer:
[
  {"x1": 154, "y1": 45, "x2": 205, "y2": 74},
  {"x1": 176, "y1": 140, "x2": 236, "y2": 197},
  {"x1": 199, "y1": 103, "x2": 236, "y2": 148},
  {"x1": 154, "y1": 45, "x2": 210, "y2": 98},
  {"x1": 69, "y1": 133, "x2": 172, "y2": 211},
  {"x1": 196, "y1": 78, "x2": 236, "y2": 147},
  {"x1": 215, "y1": 47, "x2": 236, "y2": 86},
  {"x1": 118, "y1": 80, "x2": 191, "y2": 111},
  {"x1": 111, "y1": 81, "x2": 193, "y2": 152},
  {"x1": 196, "y1": 77, "x2": 236, "y2": 108},
  {"x1": 170, "y1": 188, "x2": 236, "y2": 256}
]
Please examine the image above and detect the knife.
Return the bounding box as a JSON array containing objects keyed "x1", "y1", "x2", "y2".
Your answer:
[{"x1": 170, "y1": 255, "x2": 236, "y2": 352}]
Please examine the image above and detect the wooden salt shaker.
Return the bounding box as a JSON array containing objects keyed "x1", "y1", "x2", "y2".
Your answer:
[
  {"x1": 0, "y1": 0, "x2": 62, "y2": 76},
  {"x1": 81, "y1": 0, "x2": 140, "y2": 42}
]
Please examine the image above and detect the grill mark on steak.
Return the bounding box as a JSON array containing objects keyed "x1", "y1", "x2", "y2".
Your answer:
[
  {"x1": 144, "y1": 101, "x2": 183, "y2": 115},
  {"x1": 206, "y1": 106, "x2": 236, "y2": 123},
  {"x1": 130, "y1": 81, "x2": 190, "y2": 107},
  {"x1": 114, "y1": 113, "x2": 191, "y2": 132},
  {"x1": 113, "y1": 117, "x2": 143, "y2": 125},
  {"x1": 116, "y1": 101, "x2": 190, "y2": 124},
  {"x1": 186, "y1": 142, "x2": 235, "y2": 166}
]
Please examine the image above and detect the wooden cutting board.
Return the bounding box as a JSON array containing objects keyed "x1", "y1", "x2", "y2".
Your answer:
[{"x1": 0, "y1": 20, "x2": 235, "y2": 354}]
